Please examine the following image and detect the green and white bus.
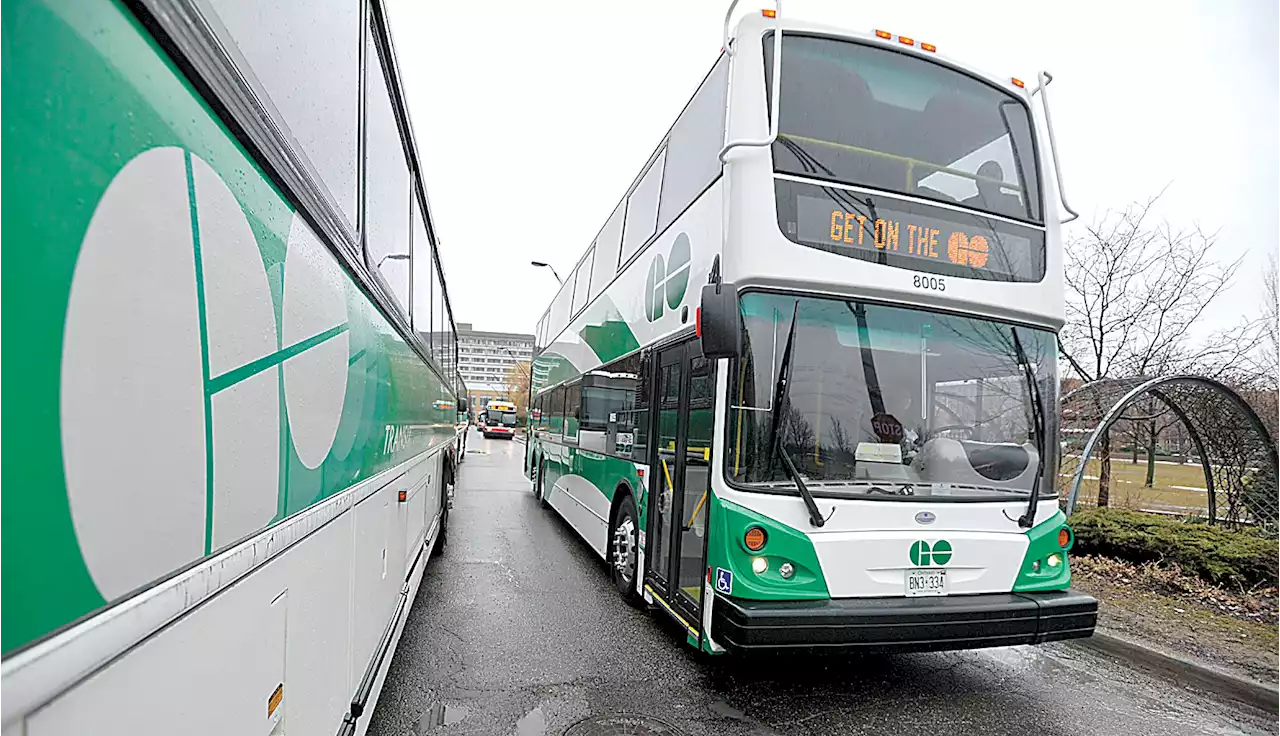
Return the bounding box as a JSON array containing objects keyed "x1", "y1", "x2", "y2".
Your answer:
[
  {"x1": 525, "y1": 4, "x2": 1097, "y2": 654},
  {"x1": 2, "y1": 0, "x2": 467, "y2": 734}
]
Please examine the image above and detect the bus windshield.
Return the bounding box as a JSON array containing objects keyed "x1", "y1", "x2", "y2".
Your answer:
[
  {"x1": 766, "y1": 34, "x2": 1042, "y2": 224},
  {"x1": 726, "y1": 293, "x2": 1058, "y2": 498},
  {"x1": 486, "y1": 404, "x2": 518, "y2": 426}
]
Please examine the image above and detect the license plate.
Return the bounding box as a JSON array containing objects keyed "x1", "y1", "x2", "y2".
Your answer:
[{"x1": 905, "y1": 568, "x2": 948, "y2": 597}]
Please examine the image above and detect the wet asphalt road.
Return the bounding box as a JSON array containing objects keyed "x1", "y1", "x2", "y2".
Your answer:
[{"x1": 368, "y1": 435, "x2": 1276, "y2": 736}]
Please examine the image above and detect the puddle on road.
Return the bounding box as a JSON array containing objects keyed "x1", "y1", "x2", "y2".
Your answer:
[
  {"x1": 515, "y1": 706, "x2": 547, "y2": 735},
  {"x1": 418, "y1": 703, "x2": 469, "y2": 731}
]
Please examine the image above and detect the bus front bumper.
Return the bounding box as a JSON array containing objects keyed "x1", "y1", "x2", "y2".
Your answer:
[{"x1": 711, "y1": 589, "x2": 1097, "y2": 652}]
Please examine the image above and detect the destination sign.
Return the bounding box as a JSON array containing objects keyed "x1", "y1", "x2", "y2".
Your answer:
[{"x1": 789, "y1": 191, "x2": 1043, "y2": 282}]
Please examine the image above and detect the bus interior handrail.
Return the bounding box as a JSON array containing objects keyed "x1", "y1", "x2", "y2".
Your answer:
[
  {"x1": 778, "y1": 133, "x2": 1028, "y2": 195},
  {"x1": 1031, "y1": 71, "x2": 1079, "y2": 224}
]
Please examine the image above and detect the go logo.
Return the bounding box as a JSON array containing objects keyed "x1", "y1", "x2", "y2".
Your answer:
[
  {"x1": 644, "y1": 233, "x2": 691, "y2": 322},
  {"x1": 909, "y1": 539, "x2": 953, "y2": 566}
]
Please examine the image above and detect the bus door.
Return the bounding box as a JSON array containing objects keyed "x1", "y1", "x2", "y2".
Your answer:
[{"x1": 645, "y1": 339, "x2": 714, "y2": 629}]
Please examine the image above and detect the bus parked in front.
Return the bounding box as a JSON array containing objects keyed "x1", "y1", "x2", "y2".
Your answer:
[{"x1": 524, "y1": 4, "x2": 1096, "y2": 654}]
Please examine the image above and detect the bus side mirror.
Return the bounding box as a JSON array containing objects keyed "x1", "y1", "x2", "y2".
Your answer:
[{"x1": 699, "y1": 281, "x2": 741, "y2": 360}]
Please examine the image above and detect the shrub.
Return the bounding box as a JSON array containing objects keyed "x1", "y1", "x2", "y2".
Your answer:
[{"x1": 1069, "y1": 507, "x2": 1278, "y2": 589}]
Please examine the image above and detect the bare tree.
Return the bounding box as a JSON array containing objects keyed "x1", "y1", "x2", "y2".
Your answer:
[
  {"x1": 1061, "y1": 192, "x2": 1242, "y2": 506},
  {"x1": 503, "y1": 360, "x2": 532, "y2": 419},
  {"x1": 1256, "y1": 255, "x2": 1280, "y2": 446}
]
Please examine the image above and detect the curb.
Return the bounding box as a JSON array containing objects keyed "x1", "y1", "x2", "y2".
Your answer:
[{"x1": 1076, "y1": 629, "x2": 1278, "y2": 714}]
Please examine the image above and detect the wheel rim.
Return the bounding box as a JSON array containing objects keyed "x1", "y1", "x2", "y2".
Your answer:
[{"x1": 612, "y1": 512, "x2": 637, "y2": 587}]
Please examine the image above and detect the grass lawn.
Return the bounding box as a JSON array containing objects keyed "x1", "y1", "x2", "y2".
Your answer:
[{"x1": 1057, "y1": 456, "x2": 1217, "y2": 516}]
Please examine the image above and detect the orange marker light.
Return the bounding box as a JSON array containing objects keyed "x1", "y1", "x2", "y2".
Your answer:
[
  {"x1": 762, "y1": 8, "x2": 776, "y2": 17},
  {"x1": 898, "y1": 35, "x2": 914, "y2": 46},
  {"x1": 921, "y1": 42, "x2": 937, "y2": 52},
  {"x1": 744, "y1": 526, "x2": 768, "y2": 551},
  {"x1": 1058, "y1": 527, "x2": 1072, "y2": 548},
  {"x1": 398, "y1": 489, "x2": 407, "y2": 503},
  {"x1": 875, "y1": 29, "x2": 892, "y2": 39},
  {"x1": 1012, "y1": 77, "x2": 1026, "y2": 88}
]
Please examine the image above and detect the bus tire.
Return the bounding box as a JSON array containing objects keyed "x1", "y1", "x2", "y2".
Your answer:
[
  {"x1": 610, "y1": 494, "x2": 644, "y2": 608},
  {"x1": 535, "y1": 459, "x2": 549, "y2": 508},
  {"x1": 433, "y1": 506, "x2": 449, "y2": 557}
]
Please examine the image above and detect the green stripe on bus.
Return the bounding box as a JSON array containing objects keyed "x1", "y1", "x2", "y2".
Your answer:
[{"x1": 206, "y1": 323, "x2": 350, "y2": 395}]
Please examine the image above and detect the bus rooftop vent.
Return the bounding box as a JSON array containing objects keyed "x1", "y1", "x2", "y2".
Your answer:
[{"x1": 564, "y1": 713, "x2": 685, "y2": 736}]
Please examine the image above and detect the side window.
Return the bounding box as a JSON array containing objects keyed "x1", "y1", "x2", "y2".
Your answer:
[
  {"x1": 628, "y1": 351, "x2": 651, "y2": 462},
  {"x1": 532, "y1": 393, "x2": 545, "y2": 431},
  {"x1": 364, "y1": 28, "x2": 411, "y2": 313},
  {"x1": 562, "y1": 381, "x2": 582, "y2": 444},
  {"x1": 658, "y1": 57, "x2": 728, "y2": 231},
  {"x1": 207, "y1": 0, "x2": 360, "y2": 228},
  {"x1": 619, "y1": 148, "x2": 667, "y2": 268},
  {"x1": 572, "y1": 247, "x2": 595, "y2": 317},
  {"x1": 548, "y1": 281, "x2": 572, "y2": 346},
  {"x1": 549, "y1": 386, "x2": 567, "y2": 435},
  {"x1": 430, "y1": 257, "x2": 444, "y2": 364},
  {"x1": 412, "y1": 194, "x2": 431, "y2": 349},
  {"x1": 592, "y1": 203, "x2": 625, "y2": 294}
]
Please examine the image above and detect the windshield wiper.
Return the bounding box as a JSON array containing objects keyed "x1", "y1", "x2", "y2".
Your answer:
[
  {"x1": 765, "y1": 302, "x2": 827, "y2": 528},
  {"x1": 1010, "y1": 328, "x2": 1046, "y2": 528}
]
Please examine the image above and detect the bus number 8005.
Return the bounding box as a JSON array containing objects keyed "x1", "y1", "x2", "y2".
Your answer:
[{"x1": 913, "y1": 274, "x2": 945, "y2": 292}]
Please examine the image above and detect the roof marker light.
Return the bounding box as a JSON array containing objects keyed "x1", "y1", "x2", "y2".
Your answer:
[
  {"x1": 921, "y1": 42, "x2": 937, "y2": 53},
  {"x1": 1012, "y1": 77, "x2": 1026, "y2": 88},
  {"x1": 875, "y1": 29, "x2": 892, "y2": 40},
  {"x1": 898, "y1": 35, "x2": 914, "y2": 46},
  {"x1": 762, "y1": 8, "x2": 776, "y2": 18}
]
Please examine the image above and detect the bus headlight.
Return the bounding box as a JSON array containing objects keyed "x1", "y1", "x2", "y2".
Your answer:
[
  {"x1": 1047, "y1": 553, "x2": 1062, "y2": 568},
  {"x1": 779, "y1": 562, "x2": 795, "y2": 579},
  {"x1": 751, "y1": 557, "x2": 768, "y2": 574}
]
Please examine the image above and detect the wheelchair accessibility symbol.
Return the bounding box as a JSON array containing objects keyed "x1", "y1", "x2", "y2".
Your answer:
[{"x1": 714, "y1": 567, "x2": 733, "y2": 595}]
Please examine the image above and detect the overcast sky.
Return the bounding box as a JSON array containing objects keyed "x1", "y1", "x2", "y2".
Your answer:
[{"x1": 387, "y1": 0, "x2": 1278, "y2": 339}]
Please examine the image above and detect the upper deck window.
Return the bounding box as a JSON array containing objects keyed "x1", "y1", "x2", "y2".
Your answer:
[{"x1": 765, "y1": 34, "x2": 1042, "y2": 224}]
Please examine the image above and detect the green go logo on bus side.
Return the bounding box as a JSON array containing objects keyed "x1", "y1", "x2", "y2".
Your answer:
[
  {"x1": 644, "y1": 233, "x2": 691, "y2": 322},
  {"x1": 909, "y1": 540, "x2": 953, "y2": 566}
]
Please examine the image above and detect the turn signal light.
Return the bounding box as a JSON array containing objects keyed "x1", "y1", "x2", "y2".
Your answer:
[
  {"x1": 875, "y1": 29, "x2": 892, "y2": 40},
  {"x1": 1058, "y1": 526, "x2": 1072, "y2": 549},
  {"x1": 762, "y1": 8, "x2": 776, "y2": 18},
  {"x1": 744, "y1": 526, "x2": 768, "y2": 551}
]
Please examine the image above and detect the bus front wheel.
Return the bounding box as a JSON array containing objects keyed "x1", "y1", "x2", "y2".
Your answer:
[{"x1": 610, "y1": 494, "x2": 644, "y2": 608}]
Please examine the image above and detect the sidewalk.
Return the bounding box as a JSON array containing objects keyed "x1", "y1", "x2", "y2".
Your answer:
[{"x1": 1079, "y1": 627, "x2": 1278, "y2": 714}]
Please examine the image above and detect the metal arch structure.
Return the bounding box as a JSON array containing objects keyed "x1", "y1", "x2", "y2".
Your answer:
[{"x1": 1061, "y1": 375, "x2": 1279, "y2": 532}]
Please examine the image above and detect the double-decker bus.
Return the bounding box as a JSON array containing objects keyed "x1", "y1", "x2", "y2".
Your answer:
[
  {"x1": 480, "y1": 400, "x2": 520, "y2": 439},
  {"x1": 2, "y1": 0, "x2": 467, "y2": 734},
  {"x1": 525, "y1": 4, "x2": 1097, "y2": 654}
]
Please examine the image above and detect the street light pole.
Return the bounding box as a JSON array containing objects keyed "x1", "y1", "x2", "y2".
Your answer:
[{"x1": 530, "y1": 260, "x2": 563, "y2": 285}]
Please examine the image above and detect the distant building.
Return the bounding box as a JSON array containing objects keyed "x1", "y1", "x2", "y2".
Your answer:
[{"x1": 454, "y1": 323, "x2": 533, "y2": 409}]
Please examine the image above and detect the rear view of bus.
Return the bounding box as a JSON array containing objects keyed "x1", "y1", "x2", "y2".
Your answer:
[{"x1": 705, "y1": 8, "x2": 1096, "y2": 651}]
